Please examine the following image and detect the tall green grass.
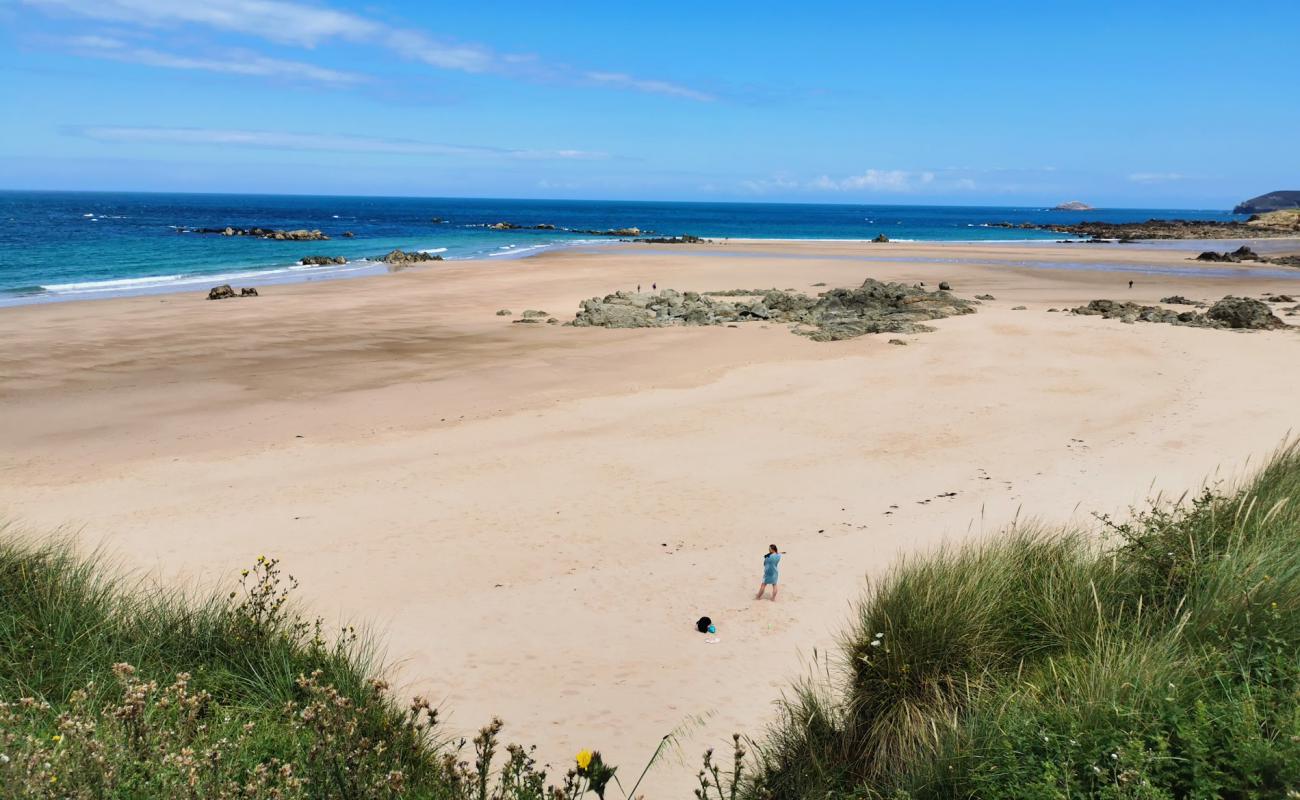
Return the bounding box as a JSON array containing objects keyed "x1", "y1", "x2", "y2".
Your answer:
[{"x1": 750, "y1": 443, "x2": 1300, "y2": 798}]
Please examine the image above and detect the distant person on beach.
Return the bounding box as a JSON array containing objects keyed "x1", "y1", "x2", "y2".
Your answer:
[
  {"x1": 652, "y1": 282, "x2": 657, "y2": 290},
  {"x1": 1129, "y1": 280, "x2": 1134, "y2": 289},
  {"x1": 756, "y1": 544, "x2": 781, "y2": 601},
  {"x1": 637, "y1": 284, "x2": 641, "y2": 292}
]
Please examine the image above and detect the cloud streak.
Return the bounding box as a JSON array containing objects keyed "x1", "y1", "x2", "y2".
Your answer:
[
  {"x1": 71, "y1": 125, "x2": 607, "y2": 161},
  {"x1": 65, "y1": 35, "x2": 366, "y2": 85},
  {"x1": 1128, "y1": 172, "x2": 1188, "y2": 184},
  {"x1": 26, "y1": 0, "x2": 713, "y2": 98},
  {"x1": 585, "y1": 72, "x2": 716, "y2": 102}
]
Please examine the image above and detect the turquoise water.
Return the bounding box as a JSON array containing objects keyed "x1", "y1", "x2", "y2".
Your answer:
[{"x1": 0, "y1": 191, "x2": 1245, "y2": 304}]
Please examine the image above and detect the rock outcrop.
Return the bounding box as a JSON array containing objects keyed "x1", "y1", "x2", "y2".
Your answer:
[
  {"x1": 1052, "y1": 201, "x2": 1094, "y2": 211},
  {"x1": 377, "y1": 249, "x2": 443, "y2": 264},
  {"x1": 1071, "y1": 297, "x2": 1287, "y2": 330},
  {"x1": 207, "y1": 284, "x2": 259, "y2": 300},
  {"x1": 566, "y1": 280, "x2": 975, "y2": 341},
  {"x1": 299, "y1": 255, "x2": 347, "y2": 266},
  {"x1": 1234, "y1": 191, "x2": 1300, "y2": 214},
  {"x1": 1197, "y1": 246, "x2": 1261, "y2": 263}
]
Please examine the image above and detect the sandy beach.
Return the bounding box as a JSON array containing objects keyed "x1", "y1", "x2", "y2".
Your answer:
[{"x1": 2, "y1": 239, "x2": 1299, "y2": 793}]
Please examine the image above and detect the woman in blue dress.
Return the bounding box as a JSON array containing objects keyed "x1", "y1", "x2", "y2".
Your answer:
[{"x1": 756, "y1": 544, "x2": 781, "y2": 601}]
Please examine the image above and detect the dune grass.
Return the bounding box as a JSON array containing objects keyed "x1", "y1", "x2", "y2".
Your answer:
[
  {"x1": 748, "y1": 443, "x2": 1300, "y2": 798},
  {"x1": 0, "y1": 539, "x2": 565, "y2": 798}
]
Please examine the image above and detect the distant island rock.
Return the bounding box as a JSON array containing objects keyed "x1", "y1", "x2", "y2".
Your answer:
[
  {"x1": 1051, "y1": 201, "x2": 1094, "y2": 211},
  {"x1": 1234, "y1": 191, "x2": 1300, "y2": 214}
]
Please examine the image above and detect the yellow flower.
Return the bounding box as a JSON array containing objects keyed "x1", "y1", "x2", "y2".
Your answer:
[
  {"x1": 51, "y1": 734, "x2": 62, "y2": 742},
  {"x1": 50, "y1": 775, "x2": 58, "y2": 784},
  {"x1": 575, "y1": 749, "x2": 593, "y2": 770}
]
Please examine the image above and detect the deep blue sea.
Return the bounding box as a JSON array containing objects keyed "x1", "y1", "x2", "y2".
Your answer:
[{"x1": 0, "y1": 191, "x2": 1244, "y2": 304}]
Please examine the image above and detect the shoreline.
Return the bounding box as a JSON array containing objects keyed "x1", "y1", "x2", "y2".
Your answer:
[{"x1": 4, "y1": 234, "x2": 1298, "y2": 309}]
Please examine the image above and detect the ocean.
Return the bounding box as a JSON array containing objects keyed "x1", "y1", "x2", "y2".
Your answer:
[{"x1": 0, "y1": 191, "x2": 1244, "y2": 305}]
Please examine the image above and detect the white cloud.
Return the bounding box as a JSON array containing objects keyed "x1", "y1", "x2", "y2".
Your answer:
[
  {"x1": 73, "y1": 125, "x2": 606, "y2": 161},
  {"x1": 811, "y1": 169, "x2": 933, "y2": 191},
  {"x1": 66, "y1": 36, "x2": 365, "y2": 84},
  {"x1": 1128, "y1": 172, "x2": 1188, "y2": 183},
  {"x1": 27, "y1": 0, "x2": 712, "y2": 98},
  {"x1": 585, "y1": 71, "x2": 715, "y2": 102},
  {"x1": 740, "y1": 169, "x2": 980, "y2": 196}
]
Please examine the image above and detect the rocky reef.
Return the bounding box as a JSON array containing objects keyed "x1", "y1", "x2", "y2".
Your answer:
[
  {"x1": 184, "y1": 227, "x2": 329, "y2": 240},
  {"x1": 990, "y1": 209, "x2": 1300, "y2": 240},
  {"x1": 1071, "y1": 297, "x2": 1288, "y2": 330},
  {"x1": 633, "y1": 235, "x2": 705, "y2": 244},
  {"x1": 566, "y1": 279, "x2": 975, "y2": 341},
  {"x1": 299, "y1": 255, "x2": 347, "y2": 266},
  {"x1": 485, "y1": 222, "x2": 647, "y2": 237}
]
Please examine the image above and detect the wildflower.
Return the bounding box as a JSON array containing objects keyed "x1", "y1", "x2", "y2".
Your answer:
[
  {"x1": 869, "y1": 639, "x2": 881, "y2": 647},
  {"x1": 0, "y1": 753, "x2": 9, "y2": 764},
  {"x1": 1110, "y1": 752, "x2": 1118, "y2": 760},
  {"x1": 575, "y1": 749, "x2": 593, "y2": 770},
  {"x1": 51, "y1": 735, "x2": 62, "y2": 742},
  {"x1": 50, "y1": 775, "x2": 58, "y2": 784},
  {"x1": 875, "y1": 632, "x2": 885, "y2": 638}
]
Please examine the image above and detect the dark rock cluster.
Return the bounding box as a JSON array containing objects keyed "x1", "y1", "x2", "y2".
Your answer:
[
  {"x1": 377, "y1": 249, "x2": 443, "y2": 265},
  {"x1": 566, "y1": 279, "x2": 975, "y2": 341},
  {"x1": 1071, "y1": 297, "x2": 1287, "y2": 330},
  {"x1": 207, "y1": 285, "x2": 259, "y2": 300},
  {"x1": 184, "y1": 227, "x2": 329, "y2": 240}
]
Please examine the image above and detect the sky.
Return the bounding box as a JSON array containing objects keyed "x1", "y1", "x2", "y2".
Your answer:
[{"x1": 1, "y1": 0, "x2": 1297, "y2": 208}]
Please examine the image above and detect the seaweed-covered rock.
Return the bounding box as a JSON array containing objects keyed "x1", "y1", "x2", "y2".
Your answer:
[
  {"x1": 300, "y1": 255, "x2": 347, "y2": 266},
  {"x1": 1160, "y1": 295, "x2": 1197, "y2": 305},
  {"x1": 1071, "y1": 296, "x2": 1288, "y2": 331},
  {"x1": 208, "y1": 284, "x2": 237, "y2": 300},
  {"x1": 566, "y1": 279, "x2": 975, "y2": 341},
  {"x1": 1206, "y1": 297, "x2": 1288, "y2": 329}
]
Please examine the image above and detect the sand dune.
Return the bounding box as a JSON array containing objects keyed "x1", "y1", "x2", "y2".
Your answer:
[{"x1": 2, "y1": 240, "x2": 1298, "y2": 794}]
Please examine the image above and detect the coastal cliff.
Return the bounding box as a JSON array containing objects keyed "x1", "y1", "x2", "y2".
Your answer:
[{"x1": 1234, "y1": 190, "x2": 1300, "y2": 214}]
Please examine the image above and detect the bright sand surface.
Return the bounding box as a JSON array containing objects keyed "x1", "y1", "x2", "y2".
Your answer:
[{"x1": 3, "y1": 240, "x2": 1300, "y2": 793}]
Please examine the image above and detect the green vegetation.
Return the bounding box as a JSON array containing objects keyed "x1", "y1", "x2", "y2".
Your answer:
[
  {"x1": 0, "y1": 542, "x2": 600, "y2": 798},
  {"x1": 5, "y1": 444, "x2": 1300, "y2": 798},
  {"x1": 750, "y1": 443, "x2": 1300, "y2": 798}
]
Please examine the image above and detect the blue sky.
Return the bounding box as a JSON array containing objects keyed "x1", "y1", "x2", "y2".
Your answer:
[{"x1": 1, "y1": 0, "x2": 1297, "y2": 207}]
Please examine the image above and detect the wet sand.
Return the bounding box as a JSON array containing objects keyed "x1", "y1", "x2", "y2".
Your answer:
[{"x1": 2, "y1": 240, "x2": 1299, "y2": 793}]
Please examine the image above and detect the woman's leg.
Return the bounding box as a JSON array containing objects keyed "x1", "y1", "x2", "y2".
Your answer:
[
  {"x1": 770, "y1": 583, "x2": 778, "y2": 601},
  {"x1": 756, "y1": 582, "x2": 767, "y2": 599}
]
